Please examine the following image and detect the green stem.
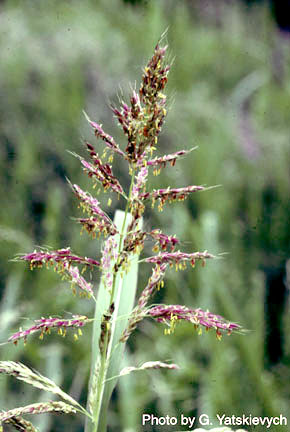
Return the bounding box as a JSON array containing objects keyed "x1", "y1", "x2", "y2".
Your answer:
[
  {"x1": 89, "y1": 167, "x2": 136, "y2": 432},
  {"x1": 111, "y1": 167, "x2": 135, "y2": 301},
  {"x1": 91, "y1": 323, "x2": 111, "y2": 432}
]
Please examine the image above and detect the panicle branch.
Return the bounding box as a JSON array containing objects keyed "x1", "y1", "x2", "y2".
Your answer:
[
  {"x1": 0, "y1": 361, "x2": 86, "y2": 414},
  {"x1": 70, "y1": 152, "x2": 125, "y2": 197},
  {"x1": 85, "y1": 117, "x2": 126, "y2": 158},
  {"x1": 8, "y1": 315, "x2": 89, "y2": 344},
  {"x1": 63, "y1": 263, "x2": 94, "y2": 297},
  {"x1": 70, "y1": 183, "x2": 118, "y2": 237},
  {"x1": 2, "y1": 415, "x2": 38, "y2": 431},
  {"x1": 145, "y1": 250, "x2": 215, "y2": 269},
  {"x1": 0, "y1": 401, "x2": 77, "y2": 422},
  {"x1": 141, "y1": 147, "x2": 197, "y2": 176},
  {"x1": 120, "y1": 264, "x2": 167, "y2": 342},
  {"x1": 17, "y1": 248, "x2": 97, "y2": 297},
  {"x1": 119, "y1": 361, "x2": 179, "y2": 377},
  {"x1": 140, "y1": 185, "x2": 206, "y2": 211},
  {"x1": 137, "y1": 263, "x2": 167, "y2": 309},
  {"x1": 148, "y1": 304, "x2": 241, "y2": 339},
  {"x1": 18, "y1": 247, "x2": 100, "y2": 269}
]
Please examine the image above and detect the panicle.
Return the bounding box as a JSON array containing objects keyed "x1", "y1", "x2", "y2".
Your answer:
[
  {"x1": 148, "y1": 304, "x2": 241, "y2": 339},
  {"x1": 8, "y1": 315, "x2": 89, "y2": 344},
  {"x1": 10, "y1": 39, "x2": 244, "y2": 408}
]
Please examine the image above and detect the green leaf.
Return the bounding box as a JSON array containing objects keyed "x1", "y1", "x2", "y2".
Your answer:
[{"x1": 86, "y1": 210, "x2": 142, "y2": 432}]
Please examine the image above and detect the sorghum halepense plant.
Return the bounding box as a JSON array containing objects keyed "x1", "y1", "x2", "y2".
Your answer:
[{"x1": 1, "y1": 36, "x2": 242, "y2": 432}]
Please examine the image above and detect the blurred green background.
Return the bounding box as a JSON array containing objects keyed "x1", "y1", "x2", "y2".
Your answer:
[{"x1": 0, "y1": 0, "x2": 289, "y2": 431}]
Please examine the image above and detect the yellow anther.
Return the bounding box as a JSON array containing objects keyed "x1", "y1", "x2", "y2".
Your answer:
[
  {"x1": 152, "y1": 245, "x2": 159, "y2": 253},
  {"x1": 216, "y1": 331, "x2": 222, "y2": 341}
]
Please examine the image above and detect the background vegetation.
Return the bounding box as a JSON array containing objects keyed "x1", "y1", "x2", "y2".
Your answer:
[{"x1": 0, "y1": 0, "x2": 289, "y2": 431}]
